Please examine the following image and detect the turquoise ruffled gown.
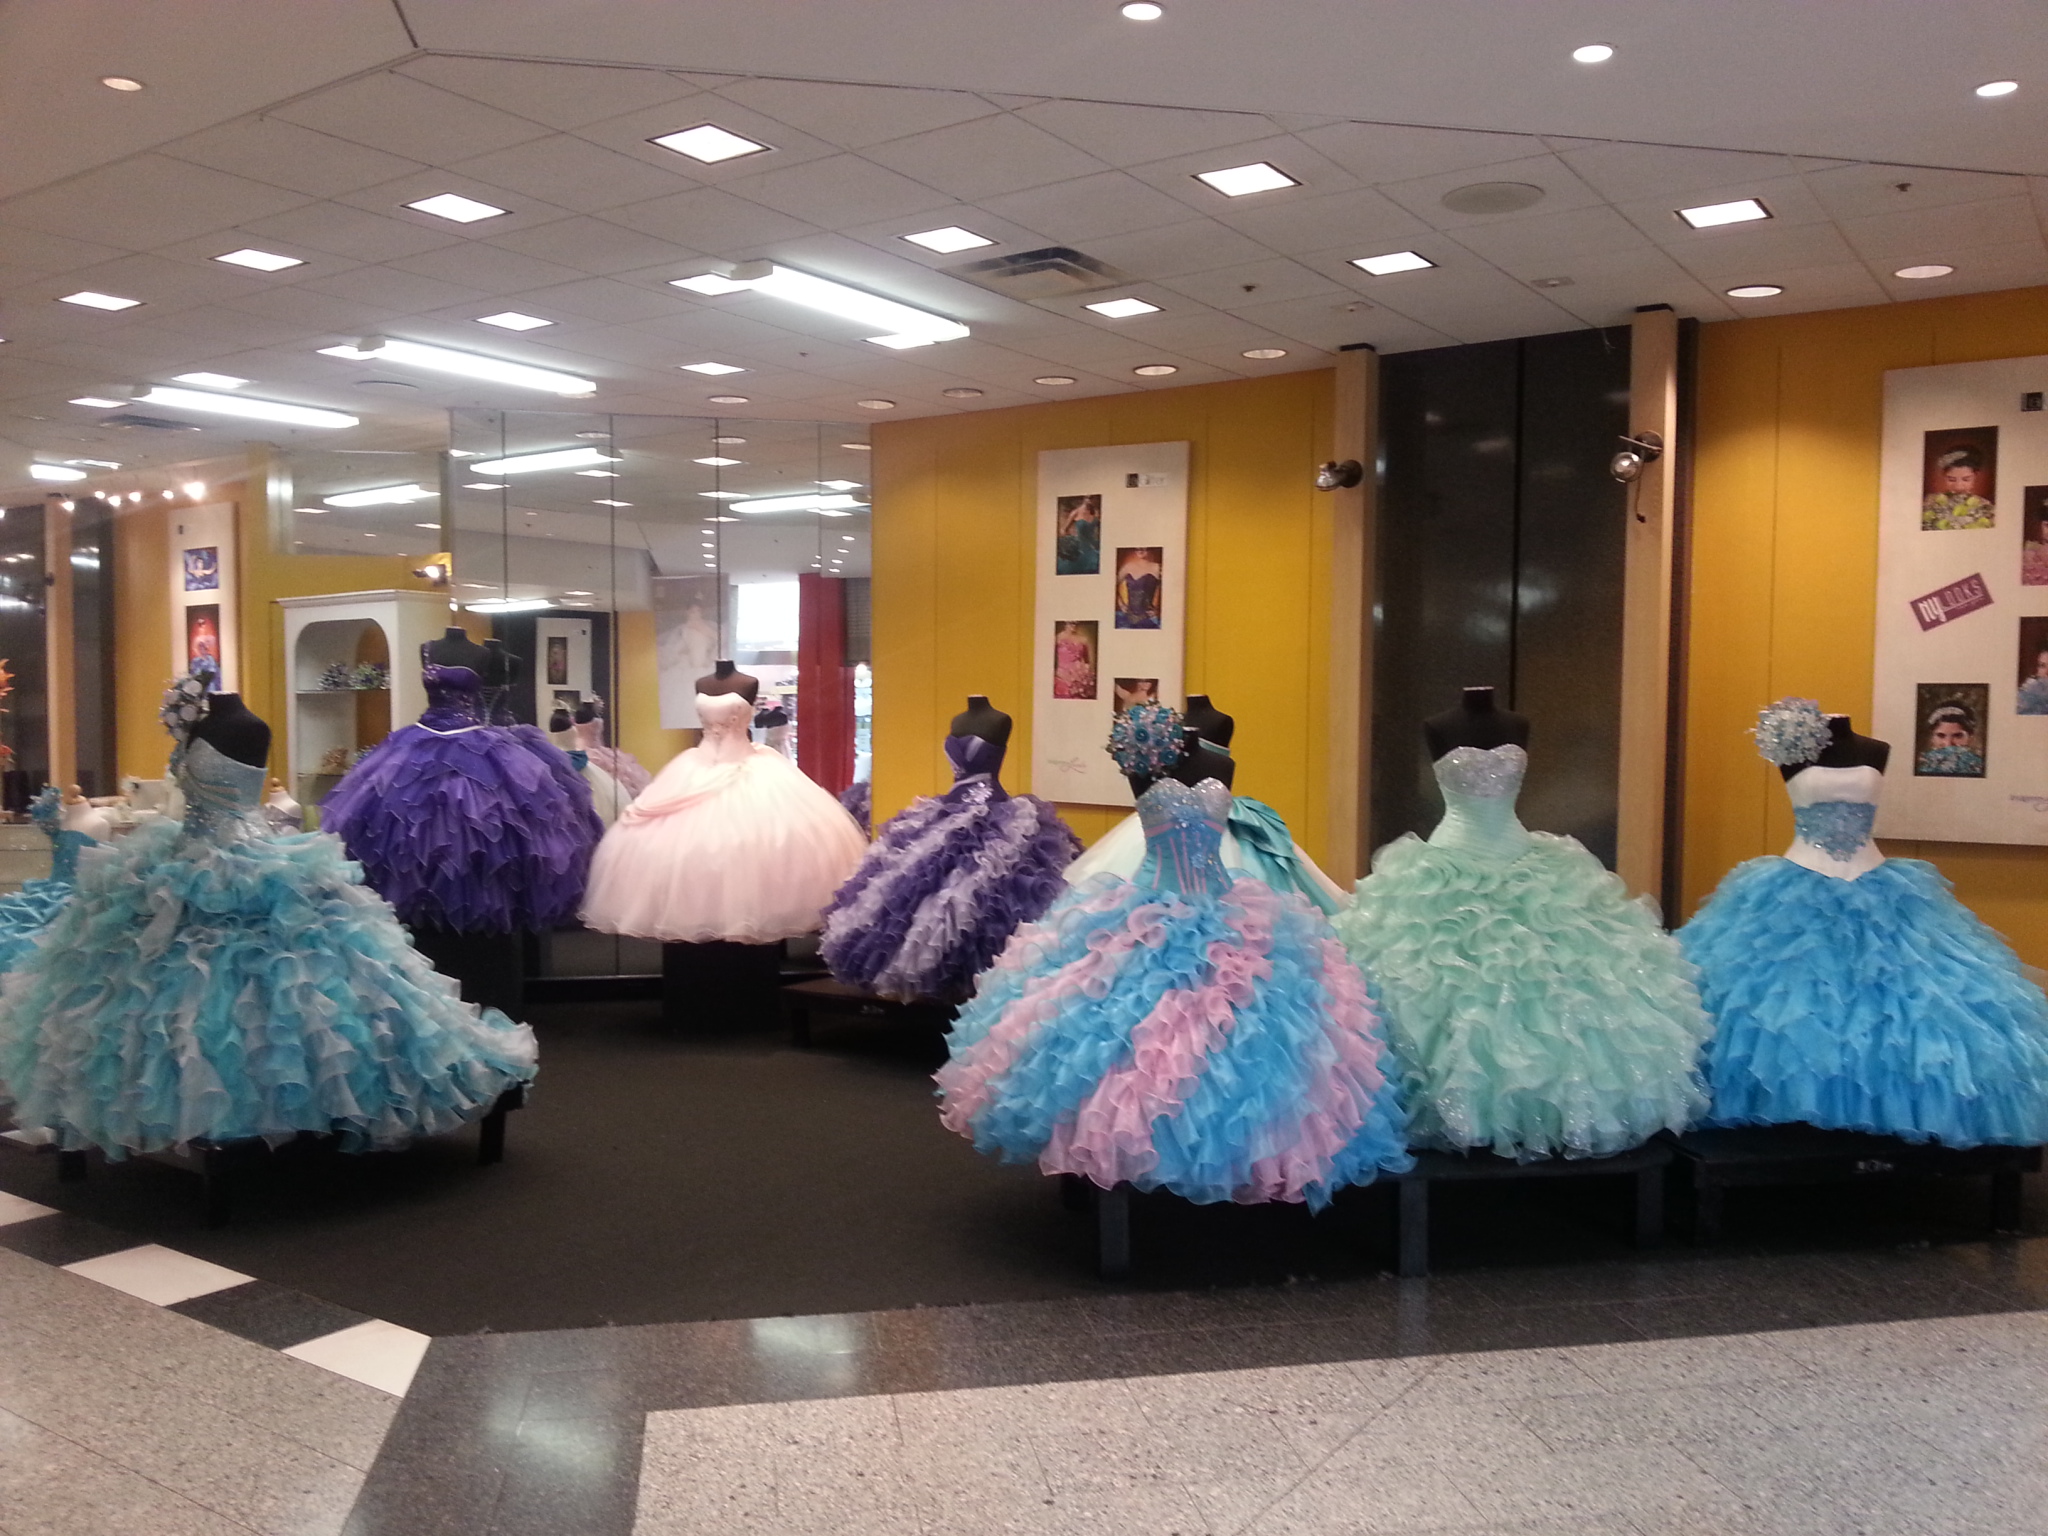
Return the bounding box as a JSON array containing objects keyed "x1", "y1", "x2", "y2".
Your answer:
[
  {"x1": 0, "y1": 788, "x2": 95, "y2": 973},
  {"x1": 1680, "y1": 768, "x2": 2048, "y2": 1145},
  {"x1": 0, "y1": 737, "x2": 538, "y2": 1159},
  {"x1": 1333, "y1": 745, "x2": 1711, "y2": 1159},
  {"x1": 937, "y1": 778, "x2": 1411, "y2": 1208}
]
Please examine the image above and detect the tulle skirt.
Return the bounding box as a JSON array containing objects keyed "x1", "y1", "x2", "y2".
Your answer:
[
  {"x1": 1681, "y1": 857, "x2": 2048, "y2": 1145},
  {"x1": 938, "y1": 874, "x2": 1412, "y2": 1207},
  {"x1": 580, "y1": 744, "x2": 866, "y2": 944},
  {"x1": 0, "y1": 823, "x2": 537, "y2": 1159},
  {"x1": 1334, "y1": 833, "x2": 1712, "y2": 1159},
  {"x1": 822, "y1": 791, "x2": 1079, "y2": 1001},
  {"x1": 587, "y1": 745, "x2": 652, "y2": 798},
  {"x1": 321, "y1": 724, "x2": 601, "y2": 933},
  {"x1": 0, "y1": 875, "x2": 72, "y2": 973}
]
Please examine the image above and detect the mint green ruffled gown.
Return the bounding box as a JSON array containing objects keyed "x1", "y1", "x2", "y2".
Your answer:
[{"x1": 1333, "y1": 745, "x2": 1711, "y2": 1159}]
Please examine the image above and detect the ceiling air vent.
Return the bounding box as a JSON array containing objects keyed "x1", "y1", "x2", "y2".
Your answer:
[
  {"x1": 952, "y1": 246, "x2": 1132, "y2": 300},
  {"x1": 99, "y1": 413, "x2": 204, "y2": 431}
]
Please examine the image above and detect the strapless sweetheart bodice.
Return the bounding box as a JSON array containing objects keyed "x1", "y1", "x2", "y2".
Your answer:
[
  {"x1": 173, "y1": 737, "x2": 270, "y2": 846},
  {"x1": 943, "y1": 733, "x2": 1009, "y2": 804},
  {"x1": 1427, "y1": 744, "x2": 1534, "y2": 861},
  {"x1": 420, "y1": 662, "x2": 486, "y2": 730},
  {"x1": 1135, "y1": 777, "x2": 1234, "y2": 896}
]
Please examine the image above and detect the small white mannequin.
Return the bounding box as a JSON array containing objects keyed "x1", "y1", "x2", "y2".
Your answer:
[
  {"x1": 59, "y1": 785, "x2": 112, "y2": 842},
  {"x1": 1782, "y1": 764, "x2": 1886, "y2": 881}
]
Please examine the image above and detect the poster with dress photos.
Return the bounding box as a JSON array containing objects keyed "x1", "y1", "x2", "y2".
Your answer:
[
  {"x1": 1874, "y1": 354, "x2": 2048, "y2": 845},
  {"x1": 1032, "y1": 442, "x2": 1188, "y2": 806}
]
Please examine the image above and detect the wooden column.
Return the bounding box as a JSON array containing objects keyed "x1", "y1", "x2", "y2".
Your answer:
[
  {"x1": 1325, "y1": 346, "x2": 1379, "y2": 885},
  {"x1": 1616, "y1": 307, "x2": 1682, "y2": 902},
  {"x1": 43, "y1": 493, "x2": 75, "y2": 790}
]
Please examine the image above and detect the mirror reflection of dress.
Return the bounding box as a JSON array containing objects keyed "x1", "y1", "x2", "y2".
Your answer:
[
  {"x1": 1333, "y1": 744, "x2": 1711, "y2": 1159},
  {"x1": 0, "y1": 788, "x2": 98, "y2": 973}
]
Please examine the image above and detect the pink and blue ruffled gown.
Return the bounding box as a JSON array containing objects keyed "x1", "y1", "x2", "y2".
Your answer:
[
  {"x1": 320, "y1": 655, "x2": 602, "y2": 932},
  {"x1": 821, "y1": 733, "x2": 1080, "y2": 1002},
  {"x1": 937, "y1": 778, "x2": 1411, "y2": 1207}
]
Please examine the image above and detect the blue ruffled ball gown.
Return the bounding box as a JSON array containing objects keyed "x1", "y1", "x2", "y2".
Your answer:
[
  {"x1": 0, "y1": 737, "x2": 537, "y2": 1158},
  {"x1": 1332, "y1": 745, "x2": 1712, "y2": 1160},
  {"x1": 320, "y1": 652, "x2": 602, "y2": 932},
  {"x1": 937, "y1": 778, "x2": 1412, "y2": 1207},
  {"x1": 821, "y1": 732, "x2": 1080, "y2": 1002},
  {"x1": 1680, "y1": 765, "x2": 2048, "y2": 1145},
  {"x1": 0, "y1": 788, "x2": 97, "y2": 973}
]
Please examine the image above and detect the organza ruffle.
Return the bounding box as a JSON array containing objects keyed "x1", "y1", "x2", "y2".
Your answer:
[
  {"x1": 586, "y1": 745, "x2": 652, "y2": 798},
  {"x1": 0, "y1": 820, "x2": 537, "y2": 1159},
  {"x1": 1681, "y1": 856, "x2": 2048, "y2": 1146},
  {"x1": 320, "y1": 723, "x2": 601, "y2": 933},
  {"x1": 0, "y1": 875, "x2": 74, "y2": 973},
  {"x1": 822, "y1": 790, "x2": 1080, "y2": 1002},
  {"x1": 937, "y1": 873, "x2": 1412, "y2": 1207},
  {"x1": 1334, "y1": 832, "x2": 1711, "y2": 1160}
]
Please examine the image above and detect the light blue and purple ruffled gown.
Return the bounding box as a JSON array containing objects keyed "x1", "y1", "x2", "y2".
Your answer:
[
  {"x1": 320, "y1": 651, "x2": 602, "y2": 932},
  {"x1": 937, "y1": 778, "x2": 1411, "y2": 1207},
  {"x1": 0, "y1": 737, "x2": 536, "y2": 1158},
  {"x1": 821, "y1": 733, "x2": 1080, "y2": 1002}
]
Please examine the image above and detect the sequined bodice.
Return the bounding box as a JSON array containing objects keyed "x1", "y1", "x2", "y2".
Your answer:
[
  {"x1": 696, "y1": 692, "x2": 756, "y2": 764},
  {"x1": 420, "y1": 663, "x2": 486, "y2": 730},
  {"x1": 173, "y1": 737, "x2": 270, "y2": 845},
  {"x1": 1427, "y1": 744, "x2": 1534, "y2": 861},
  {"x1": 1784, "y1": 765, "x2": 1884, "y2": 874},
  {"x1": 943, "y1": 733, "x2": 1009, "y2": 804},
  {"x1": 1135, "y1": 778, "x2": 1235, "y2": 896}
]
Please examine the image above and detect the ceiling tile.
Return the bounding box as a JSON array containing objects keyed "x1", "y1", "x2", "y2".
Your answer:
[
  {"x1": 0, "y1": 226, "x2": 129, "y2": 277},
  {"x1": 301, "y1": 264, "x2": 493, "y2": 315},
  {"x1": 446, "y1": 136, "x2": 694, "y2": 215},
  {"x1": 837, "y1": 204, "x2": 1053, "y2": 266},
  {"x1": 1210, "y1": 186, "x2": 1430, "y2": 253},
  {"x1": 218, "y1": 285, "x2": 407, "y2": 338},
  {"x1": 721, "y1": 154, "x2": 953, "y2": 227},
  {"x1": 1156, "y1": 256, "x2": 1349, "y2": 310},
  {"x1": 238, "y1": 203, "x2": 466, "y2": 264},
  {"x1": 1497, "y1": 248, "x2": 1737, "y2": 326},
  {"x1": 503, "y1": 277, "x2": 694, "y2": 325},
  {"x1": 0, "y1": 156, "x2": 312, "y2": 251},
  {"x1": 334, "y1": 170, "x2": 576, "y2": 239},
  {"x1": 160, "y1": 117, "x2": 428, "y2": 199},
  {"x1": 863, "y1": 114, "x2": 1109, "y2": 202},
  {"x1": 1557, "y1": 142, "x2": 1803, "y2": 203},
  {"x1": 1107, "y1": 309, "x2": 1281, "y2": 353},
  {"x1": 387, "y1": 242, "x2": 590, "y2": 296},
  {"x1": 1123, "y1": 133, "x2": 1364, "y2": 218},
  {"x1": 1873, "y1": 239, "x2": 2048, "y2": 301},
  {"x1": 144, "y1": 305, "x2": 321, "y2": 350},
  {"x1": 1015, "y1": 100, "x2": 1279, "y2": 167},
  {"x1": 1657, "y1": 218, "x2": 1862, "y2": 280},
  {"x1": 1293, "y1": 122, "x2": 1547, "y2": 185},
  {"x1": 1709, "y1": 261, "x2": 1891, "y2": 312},
  {"x1": 1077, "y1": 219, "x2": 1278, "y2": 280},
  {"x1": 1804, "y1": 162, "x2": 2029, "y2": 222},
  {"x1": 979, "y1": 171, "x2": 1192, "y2": 243},
  {"x1": 397, "y1": 57, "x2": 703, "y2": 131},
  {"x1": 1836, "y1": 196, "x2": 2042, "y2": 263},
  {"x1": 570, "y1": 97, "x2": 838, "y2": 182},
  {"x1": 1447, "y1": 205, "x2": 1654, "y2": 276},
  {"x1": 1334, "y1": 261, "x2": 1577, "y2": 343},
  {"x1": 274, "y1": 72, "x2": 551, "y2": 163},
  {"x1": 1379, "y1": 153, "x2": 1605, "y2": 231},
  {"x1": 10, "y1": 250, "x2": 257, "y2": 316},
  {"x1": 486, "y1": 216, "x2": 699, "y2": 277},
  {"x1": 1615, "y1": 171, "x2": 1834, "y2": 246},
  {"x1": 604, "y1": 186, "x2": 822, "y2": 255},
  {"x1": 713, "y1": 79, "x2": 998, "y2": 148}
]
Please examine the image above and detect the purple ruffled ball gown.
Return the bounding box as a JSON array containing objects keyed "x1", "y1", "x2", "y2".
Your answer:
[
  {"x1": 320, "y1": 653, "x2": 602, "y2": 933},
  {"x1": 821, "y1": 734, "x2": 1081, "y2": 1002}
]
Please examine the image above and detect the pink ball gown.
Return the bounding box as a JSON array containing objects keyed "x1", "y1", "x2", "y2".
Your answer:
[{"x1": 578, "y1": 692, "x2": 865, "y2": 943}]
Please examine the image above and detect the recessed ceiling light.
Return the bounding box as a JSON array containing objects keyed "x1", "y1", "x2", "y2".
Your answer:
[
  {"x1": 404, "y1": 193, "x2": 507, "y2": 224},
  {"x1": 214, "y1": 248, "x2": 303, "y2": 272},
  {"x1": 58, "y1": 290, "x2": 142, "y2": 310},
  {"x1": 1441, "y1": 181, "x2": 1545, "y2": 215},
  {"x1": 592, "y1": 499, "x2": 634, "y2": 507},
  {"x1": 564, "y1": 591, "x2": 595, "y2": 597},
  {"x1": 1351, "y1": 250, "x2": 1434, "y2": 276},
  {"x1": 902, "y1": 226, "x2": 995, "y2": 254},
  {"x1": 650, "y1": 124, "x2": 772, "y2": 163},
  {"x1": 856, "y1": 398, "x2": 897, "y2": 410},
  {"x1": 1194, "y1": 162, "x2": 1298, "y2": 197},
  {"x1": 707, "y1": 515, "x2": 740, "y2": 521},
  {"x1": 99, "y1": 76, "x2": 143, "y2": 91},
  {"x1": 1034, "y1": 375, "x2": 1078, "y2": 386},
  {"x1": 1086, "y1": 297, "x2": 1161, "y2": 318},
  {"x1": 69, "y1": 396, "x2": 125, "y2": 409},
  {"x1": 1530, "y1": 276, "x2": 1575, "y2": 289},
  {"x1": 461, "y1": 482, "x2": 502, "y2": 490},
  {"x1": 574, "y1": 468, "x2": 617, "y2": 477},
  {"x1": 415, "y1": 522, "x2": 439, "y2": 529},
  {"x1": 1133, "y1": 364, "x2": 1179, "y2": 377},
  {"x1": 712, "y1": 435, "x2": 746, "y2": 445},
  {"x1": 1895, "y1": 264, "x2": 1956, "y2": 280},
  {"x1": 671, "y1": 273, "x2": 751, "y2": 296},
  {"x1": 1571, "y1": 43, "x2": 1614, "y2": 63},
  {"x1": 681, "y1": 361, "x2": 745, "y2": 375},
  {"x1": 1677, "y1": 198, "x2": 1771, "y2": 229},
  {"x1": 1976, "y1": 80, "x2": 2019, "y2": 98},
  {"x1": 1241, "y1": 347, "x2": 1288, "y2": 360},
  {"x1": 708, "y1": 394, "x2": 751, "y2": 405},
  {"x1": 476, "y1": 311, "x2": 552, "y2": 331},
  {"x1": 172, "y1": 372, "x2": 249, "y2": 389},
  {"x1": 842, "y1": 442, "x2": 872, "y2": 450},
  {"x1": 694, "y1": 456, "x2": 744, "y2": 466},
  {"x1": 942, "y1": 387, "x2": 984, "y2": 399},
  {"x1": 819, "y1": 479, "x2": 863, "y2": 491},
  {"x1": 1122, "y1": 2, "x2": 1164, "y2": 17},
  {"x1": 1726, "y1": 284, "x2": 1784, "y2": 298}
]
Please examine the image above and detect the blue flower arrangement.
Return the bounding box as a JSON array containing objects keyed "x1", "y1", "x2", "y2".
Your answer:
[
  {"x1": 1107, "y1": 702, "x2": 1185, "y2": 777},
  {"x1": 1750, "y1": 696, "x2": 1831, "y2": 766}
]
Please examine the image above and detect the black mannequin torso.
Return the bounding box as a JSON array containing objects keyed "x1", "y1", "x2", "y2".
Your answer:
[
  {"x1": 1782, "y1": 714, "x2": 1890, "y2": 779},
  {"x1": 950, "y1": 695, "x2": 1013, "y2": 748},
  {"x1": 1126, "y1": 727, "x2": 1235, "y2": 798},
  {"x1": 480, "y1": 637, "x2": 519, "y2": 689},
  {"x1": 1183, "y1": 694, "x2": 1234, "y2": 749},
  {"x1": 696, "y1": 658, "x2": 759, "y2": 704},
  {"x1": 423, "y1": 627, "x2": 489, "y2": 674},
  {"x1": 188, "y1": 693, "x2": 271, "y2": 769},
  {"x1": 548, "y1": 707, "x2": 573, "y2": 733},
  {"x1": 1424, "y1": 686, "x2": 1531, "y2": 759},
  {"x1": 574, "y1": 701, "x2": 599, "y2": 727}
]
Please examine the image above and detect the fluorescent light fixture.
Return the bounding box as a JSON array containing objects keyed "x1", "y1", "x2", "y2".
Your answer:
[
  {"x1": 857, "y1": 398, "x2": 897, "y2": 410},
  {"x1": 319, "y1": 337, "x2": 595, "y2": 396},
  {"x1": 694, "y1": 456, "x2": 744, "y2": 466},
  {"x1": 1122, "y1": 2, "x2": 1164, "y2": 17},
  {"x1": 1351, "y1": 250, "x2": 1434, "y2": 275},
  {"x1": 1086, "y1": 296, "x2": 1161, "y2": 318},
  {"x1": 574, "y1": 469, "x2": 617, "y2": 478},
  {"x1": 1725, "y1": 284, "x2": 1784, "y2": 298},
  {"x1": 564, "y1": 590, "x2": 594, "y2": 596},
  {"x1": 680, "y1": 361, "x2": 745, "y2": 374},
  {"x1": 1572, "y1": 43, "x2": 1614, "y2": 63},
  {"x1": 475, "y1": 312, "x2": 552, "y2": 330},
  {"x1": 732, "y1": 492, "x2": 865, "y2": 514},
  {"x1": 323, "y1": 483, "x2": 436, "y2": 508},
  {"x1": 819, "y1": 479, "x2": 862, "y2": 491},
  {"x1": 1242, "y1": 347, "x2": 1288, "y2": 359},
  {"x1": 215, "y1": 247, "x2": 303, "y2": 272},
  {"x1": 100, "y1": 75, "x2": 144, "y2": 91},
  {"x1": 172, "y1": 371, "x2": 248, "y2": 389},
  {"x1": 1677, "y1": 198, "x2": 1770, "y2": 229},
  {"x1": 1976, "y1": 79, "x2": 2019, "y2": 97},
  {"x1": 651, "y1": 123, "x2": 772, "y2": 162},
  {"x1": 1194, "y1": 162, "x2": 1297, "y2": 197},
  {"x1": 468, "y1": 446, "x2": 619, "y2": 475},
  {"x1": 902, "y1": 226, "x2": 994, "y2": 254},
  {"x1": 405, "y1": 193, "x2": 507, "y2": 223},
  {"x1": 690, "y1": 260, "x2": 970, "y2": 348},
  {"x1": 671, "y1": 273, "x2": 751, "y2": 296},
  {"x1": 70, "y1": 396, "x2": 125, "y2": 408},
  {"x1": 136, "y1": 385, "x2": 358, "y2": 428},
  {"x1": 592, "y1": 498, "x2": 633, "y2": 507},
  {"x1": 59, "y1": 291, "x2": 141, "y2": 310},
  {"x1": 708, "y1": 394, "x2": 751, "y2": 405},
  {"x1": 699, "y1": 490, "x2": 748, "y2": 499},
  {"x1": 842, "y1": 442, "x2": 872, "y2": 450},
  {"x1": 1895, "y1": 264, "x2": 1955, "y2": 279},
  {"x1": 30, "y1": 464, "x2": 87, "y2": 481},
  {"x1": 461, "y1": 482, "x2": 503, "y2": 490},
  {"x1": 464, "y1": 598, "x2": 555, "y2": 614},
  {"x1": 415, "y1": 522, "x2": 439, "y2": 529},
  {"x1": 66, "y1": 457, "x2": 121, "y2": 468}
]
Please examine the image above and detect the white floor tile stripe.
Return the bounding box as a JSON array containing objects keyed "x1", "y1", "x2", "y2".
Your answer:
[
  {"x1": 285, "y1": 1318, "x2": 433, "y2": 1397},
  {"x1": 62, "y1": 1243, "x2": 255, "y2": 1305},
  {"x1": 0, "y1": 1189, "x2": 55, "y2": 1226}
]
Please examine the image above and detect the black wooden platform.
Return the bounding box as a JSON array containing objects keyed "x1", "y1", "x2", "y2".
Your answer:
[
  {"x1": 780, "y1": 977, "x2": 957, "y2": 1048},
  {"x1": 1395, "y1": 1142, "x2": 1672, "y2": 1277}
]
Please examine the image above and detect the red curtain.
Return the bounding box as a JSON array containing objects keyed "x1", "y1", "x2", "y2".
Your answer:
[{"x1": 796, "y1": 573, "x2": 855, "y2": 792}]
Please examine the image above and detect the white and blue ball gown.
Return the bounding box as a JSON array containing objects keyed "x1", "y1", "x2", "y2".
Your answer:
[
  {"x1": 938, "y1": 778, "x2": 1412, "y2": 1207},
  {"x1": 1680, "y1": 763, "x2": 2048, "y2": 1145},
  {"x1": 0, "y1": 736, "x2": 537, "y2": 1159},
  {"x1": 0, "y1": 789, "x2": 101, "y2": 973},
  {"x1": 1332, "y1": 745, "x2": 1711, "y2": 1159},
  {"x1": 550, "y1": 722, "x2": 629, "y2": 827}
]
